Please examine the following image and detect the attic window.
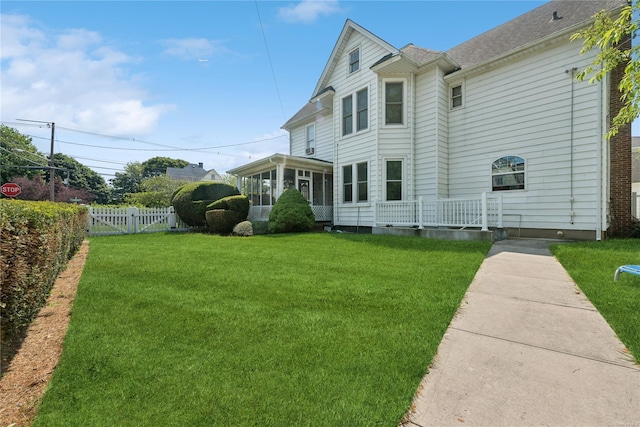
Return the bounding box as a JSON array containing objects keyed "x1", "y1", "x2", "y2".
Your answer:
[
  {"x1": 349, "y1": 48, "x2": 360, "y2": 74},
  {"x1": 451, "y1": 84, "x2": 463, "y2": 108}
]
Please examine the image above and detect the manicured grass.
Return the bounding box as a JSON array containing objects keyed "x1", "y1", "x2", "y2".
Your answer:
[
  {"x1": 34, "y1": 233, "x2": 490, "y2": 427},
  {"x1": 551, "y1": 239, "x2": 640, "y2": 362}
]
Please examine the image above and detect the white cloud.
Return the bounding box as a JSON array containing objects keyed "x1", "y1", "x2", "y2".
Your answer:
[
  {"x1": 161, "y1": 38, "x2": 228, "y2": 60},
  {"x1": 0, "y1": 13, "x2": 173, "y2": 136},
  {"x1": 278, "y1": 0, "x2": 342, "y2": 23}
]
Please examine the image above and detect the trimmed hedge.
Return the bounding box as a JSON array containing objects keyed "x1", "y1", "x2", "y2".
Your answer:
[
  {"x1": 207, "y1": 195, "x2": 250, "y2": 220},
  {"x1": 268, "y1": 189, "x2": 315, "y2": 234},
  {"x1": 0, "y1": 200, "x2": 88, "y2": 364},
  {"x1": 205, "y1": 209, "x2": 244, "y2": 234},
  {"x1": 171, "y1": 182, "x2": 239, "y2": 227}
]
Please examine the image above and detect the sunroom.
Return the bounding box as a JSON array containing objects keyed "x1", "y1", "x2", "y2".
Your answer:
[{"x1": 227, "y1": 153, "x2": 334, "y2": 222}]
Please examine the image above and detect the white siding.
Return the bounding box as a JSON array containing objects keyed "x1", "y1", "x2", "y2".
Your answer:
[
  {"x1": 447, "y1": 40, "x2": 602, "y2": 231},
  {"x1": 289, "y1": 109, "x2": 333, "y2": 161},
  {"x1": 328, "y1": 31, "x2": 394, "y2": 227}
]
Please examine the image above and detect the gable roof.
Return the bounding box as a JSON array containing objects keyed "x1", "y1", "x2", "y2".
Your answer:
[
  {"x1": 167, "y1": 163, "x2": 221, "y2": 181},
  {"x1": 446, "y1": 0, "x2": 628, "y2": 71},
  {"x1": 312, "y1": 19, "x2": 398, "y2": 99}
]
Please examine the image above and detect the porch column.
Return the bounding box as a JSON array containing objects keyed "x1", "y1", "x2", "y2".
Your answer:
[{"x1": 275, "y1": 164, "x2": 284, "y2": 199}]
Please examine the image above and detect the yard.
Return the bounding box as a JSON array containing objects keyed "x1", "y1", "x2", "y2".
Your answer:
[
  {"x1": 551, "y1": 239, "x2": 640, "y2": 362},
  {"x1": 33, "y1": 233, "x2": 491, "y2": 426}
]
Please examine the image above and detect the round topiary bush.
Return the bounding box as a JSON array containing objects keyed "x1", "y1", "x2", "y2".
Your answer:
[
  {"x1": 171, "y1": 182, "x2": 239, "y2": 227},
  {"x1": 205, "y1": 209, "x2": 244, "y2": 234},
  {"x1": 267, "y1": 188, "x2": 315, "y2": 234}
]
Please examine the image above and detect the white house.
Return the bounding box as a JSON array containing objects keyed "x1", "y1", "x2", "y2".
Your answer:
[{"x1": 228, "y1": 0, "x2": 633, "y2": 240}]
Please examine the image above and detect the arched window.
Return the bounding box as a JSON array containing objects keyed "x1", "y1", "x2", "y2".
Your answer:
[{"x1": 492, "y1": 156, "x2": 525, "y2": 191}]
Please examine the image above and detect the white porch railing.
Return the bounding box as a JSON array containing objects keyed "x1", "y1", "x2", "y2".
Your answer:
[
  {"x1": 376, "y1": 193, "x2": 502, "y2": 231},
  {"x1": 248, "y1": 205, "x2": 333, "y2": 222},
  {"x1": 87, "y1": 206, "x2": 191, "y2": 236}
]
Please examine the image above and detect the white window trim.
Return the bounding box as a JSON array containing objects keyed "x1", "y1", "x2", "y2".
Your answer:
[
  {"x1": 383, "y1": 158, "x2": 405, "y2": 201},
  {"x1": 348, "y1": 46, "x2": 361, "y2": 75},
  {"x1": 450, "y1": 82, "x2": 464, "y2": 110},
  {"x1": 382, "y1": 78, "x2": 407, "y2": 128},
  {"x1": 490, "y1": 155, "x2": 527, "y2": 192},
  {"x1": 340, "y1": 86, "x2": 370, "y2": 139}
]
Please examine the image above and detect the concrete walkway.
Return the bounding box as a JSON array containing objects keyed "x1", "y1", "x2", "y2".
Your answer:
[{"x1": 401, "y1": 238, "x2": 640, "y2": 427}]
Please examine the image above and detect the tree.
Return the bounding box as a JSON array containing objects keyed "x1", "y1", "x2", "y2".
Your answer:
[
  {"x1": 0, "y1": 125, "x2": 47, "y2": 184},
  {"x1": 13, "y1": 175, "x2": 96, "y2": 203},
  {"x1": 125, "y1": 175, "x2": 189, "y2": 207},
  {"x1": 110, "y1": 161, "x2": 144, "y2": 203},
  {"x1": 571, "y1": 1, "x2": 638, "y2": 138},
  {"x1": 141, "y1": 156, "x2": 189, "y2": 178},
  {"x1": 52, "y1": 153, "x2": 111, "y2": 204}
]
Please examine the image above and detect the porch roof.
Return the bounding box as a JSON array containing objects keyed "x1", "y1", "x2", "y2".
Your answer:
[{"x1": 227, "y1": 153, "x2": 333, "y2": 177}]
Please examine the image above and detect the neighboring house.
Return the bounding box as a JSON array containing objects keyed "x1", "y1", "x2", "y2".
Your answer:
[
  {"x1": 167, "y1": 163, "x2": 222, "y2": 182},
  {"x1": 228, "y1": 0, "x2": 633, "y2": 240}
]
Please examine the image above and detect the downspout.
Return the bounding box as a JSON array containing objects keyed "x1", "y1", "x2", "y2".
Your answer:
[
  {"x1": 566, "y1": 67, "x2": 577, "y2": 225},
  {"x1": 411, "y1": 72, "x2": 416, "y2": 201},
  {"x1": 595, "y1": 76, "x2": 603, "y2": 240},
  {"x1": 434, "y1": 68, "x2": 440, "y2": 199}
]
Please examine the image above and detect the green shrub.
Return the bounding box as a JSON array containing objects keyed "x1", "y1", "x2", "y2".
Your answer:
[
  {"x1": 0, "y1": 200, "x2": 87, "y2": 366},
  {"x1": 267, "y1": 189, "x2": 315, "y2": 234},
  {"x1": 251, "y1": 220, "x2": 269, "y2": 235},
  {"x1": 171, "y1": 182, "x2": 239, "y2": 227},
  {"x1": 207, "y1": 195, "x2": 250, "y2": 220},
  {"x1": 205, "y1": 209, "x2": 243, "y2": 234}
]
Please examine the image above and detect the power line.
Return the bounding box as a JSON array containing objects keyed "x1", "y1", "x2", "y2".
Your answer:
[{"x1": 255, "y1": 0, "x2": 287, "y2": 122}]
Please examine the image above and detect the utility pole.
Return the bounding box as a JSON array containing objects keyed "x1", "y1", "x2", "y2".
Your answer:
[
  {"x1": 49, "y1": 122, "x2": 55, "y2": 201},
  {"x1": 17, "y1": 119, "x2": 56, "y2": 201}
]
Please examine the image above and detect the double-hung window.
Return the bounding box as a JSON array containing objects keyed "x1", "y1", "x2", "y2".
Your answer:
[
  {"x1": 385, "y1": 160, "x2": 402, "y2": 200},
  {"x1": 385, "y1": 81, "x2": 404, "y2": 125},
  {"x1": 451, "y1": 84, "x2": 463, "y2": 108},
  {"x1": 357, "y1": 162, "x2": 368, "y2": 202},
  {"x1": 343, "y1": 165, "x2": 353, "y2": 203},
  {"x1": 342, "y1": 162, "x2": 368, "y2": 203},
  {"x1": 305, "y1": 123, "x2": 315, "y2": 154},
  {"x1": 342, "y1": 88, "x2": 368, "y2": 136},
  {"x1": 349, "y1": 48, "x2": 360, "y2": 74}
]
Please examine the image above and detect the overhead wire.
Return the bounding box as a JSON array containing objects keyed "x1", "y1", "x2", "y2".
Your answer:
[{"x1": 255, "y1": 0, "x2": 287, "y2": 122}]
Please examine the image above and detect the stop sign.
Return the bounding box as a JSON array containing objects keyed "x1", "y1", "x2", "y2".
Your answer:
[{"x1": 1, "y1": 183, "x2": 21, "y2": 198}]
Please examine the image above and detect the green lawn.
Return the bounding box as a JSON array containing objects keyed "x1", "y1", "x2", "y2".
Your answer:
[
  {"x1": 34, "y1": 233, "x2": 491, "y2": 427},
  {"x1": 551, "y1": 239, "x2": 640, "y2": 362}
]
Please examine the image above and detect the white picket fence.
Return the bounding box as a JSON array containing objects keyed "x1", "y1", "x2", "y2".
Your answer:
[{"x1": 87, "y1": 206, "x2": 191, "y2": 236}]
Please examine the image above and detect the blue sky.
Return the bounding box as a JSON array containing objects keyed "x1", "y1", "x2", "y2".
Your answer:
[{"x1": 1, "y1": 1, "x2": 637, "y2": 182}]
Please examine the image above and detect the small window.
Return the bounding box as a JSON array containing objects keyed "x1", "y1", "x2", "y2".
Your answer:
[
  {"x1": 342, "y1": 95, "x2": 353, "y2": 136},
  {"x1": 305, "y1": 123, "x2": 315, "y2": 152},
  {"x1": 451, "y1": 84, "x2": 463, "y2": 108},
  {"x1": 357, "y1": 162, "x2": 368, "y2": 202},
  {"x1": 356, "y1": 88, "x2": 368, "y2": 131},
  {"x1": 386, "y1": 160, "x2": 402, "y2": 201},
  {"x1": 492, "y1": 156, "x2": 525, "y2": 191},
  {"x1": 349, "y1": 48, "x2": 360, "y2": 74},
  {"x1": 343, "y1": 165, "x2": 353, "y2": 203},
  {"x1": 385, "y1": 82, "x2": 403, "y2": 125}
]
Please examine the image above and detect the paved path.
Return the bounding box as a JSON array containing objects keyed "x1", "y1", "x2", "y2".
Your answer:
[{"x1": 402, "y1": 239, "x2": 640, "y2": 427}]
